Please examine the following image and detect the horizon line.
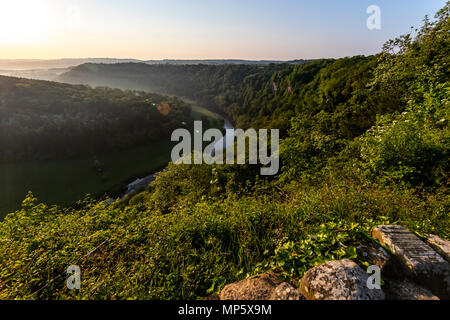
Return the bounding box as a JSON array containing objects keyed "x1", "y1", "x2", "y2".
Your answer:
[{"x1": 0, "y1": 56, "x2": 368, "y2": 62}]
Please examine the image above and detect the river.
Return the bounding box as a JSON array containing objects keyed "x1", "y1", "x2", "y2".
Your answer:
[
  {"x1": 123, "y1": 109, "x2": 234, "y2": 198},
  {"x1": 214, "y1": 118, "x2": 235, "y2": 152}
]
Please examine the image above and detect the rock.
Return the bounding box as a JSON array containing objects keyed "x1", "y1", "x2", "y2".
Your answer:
[
  {"x1": 299, "y1": 259, "x2": 385, "y2": 300},
  {"x1": 220, "y1": 276, "x2": 275, "y2": 300},
  {"x1": 385, "y1": 279, "x2": 439, "y2": 300},
  {"x1": 205, "y1": 293, "x2": 220, "y2": 300},
  {"x1": 220, "y1": 271, "x2": 299, "y2": 300},
  {"x1": 269, "y1": 282, "x2": 302, "y2": 300},
  {"x1": 356, "y1": 242, "x2": 390, "y2": 267},
  {"x1": 356, "y1": 242, "x2": 400, "y2": 277},
  {"x1": 425, "y1": 234, "x2": 450, "y2": 263},
  {"x1": 372, "y1": 225, "x2": 450, "y2": 299}
]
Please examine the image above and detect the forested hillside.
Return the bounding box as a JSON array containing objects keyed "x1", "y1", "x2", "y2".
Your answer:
[
  {"x1": 58, "y1": 62, "x2": 289, "y2": 118},
  {"x1": 0, "y1": 3, "x2": 448, "y2": 300},
  {"x1": 57, "y1": 55, "x2": 407, "y2": 136},
  {"x1": 0, "y1": 77, "x2": 191, "y2": 161}
]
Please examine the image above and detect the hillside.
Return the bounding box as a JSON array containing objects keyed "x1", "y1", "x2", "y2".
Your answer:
[
  {"x1": 57, "y1": 62, "x2": 291, "y2": 118},
  {"x1": 0, "y1": 76, "x2": 191, "y2": 161},
  {"x1": 0, "y1": 3, "x2": 448, "y2": 300},
  {"x1": 56, "y1": 56, "x2": 402, "y2": 137}
]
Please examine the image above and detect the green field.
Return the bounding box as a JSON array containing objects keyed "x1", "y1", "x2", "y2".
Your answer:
[
  {"x1": 0, "y1": 105, "x2": 223, "y2": 219},
  {"x1": 0, "y1": 140, "x2": 173, "y2": 218}
]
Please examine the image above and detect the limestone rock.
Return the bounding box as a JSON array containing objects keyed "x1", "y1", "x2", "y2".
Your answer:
[
  {"x1": 356, "y1": 242, "x2": 390, "y2": 267},
  {"x1": 220, "y1": 277, "x2": 274, "y2": 300},
  {"x1": 269, "y1": 282, "x2": 302, "y2": 300},
  {"x1": 220, "y1": 271, "x2": 298, "y2": 300},
  {"x1": 425, "y1": 234, "x2": 450, "y2": 263},
  {"x1": 299, "y1": 259, "x2": 385, "y2": 300},
  {"x1": 372, "y1": 225, "x2": 450, "y2": 299},
  {"x1": 385, "y1": 279, "x2": 439, "y2": 300},
  {"x1": 356, "y1": 242, "x2": 400, "y2": 277}
]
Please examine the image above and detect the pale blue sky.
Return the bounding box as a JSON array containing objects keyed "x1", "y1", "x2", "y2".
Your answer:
[{"x1": 0, "y1": 0, "x2": 446, "y2": 59}]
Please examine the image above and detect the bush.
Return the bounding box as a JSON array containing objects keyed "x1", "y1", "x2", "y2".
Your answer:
[{"x1": 357, "y1": 85, "x2": 449, "y2": 188}]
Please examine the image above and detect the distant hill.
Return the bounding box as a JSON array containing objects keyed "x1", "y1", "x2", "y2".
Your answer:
[
  {"x1": 0, "y1": 58, "x2": 311, "y2": 82},
  {"x1": 0, "y1": 67, "x2": 71, "y2": 81},
  {"x1": 0, "y1": 58, "x2": 310, "y2": 71},
  {"x1": 143, "y1": 59, "x2": 311, "y2": 65},
  {"x1": 0, "y1": 58, "x2": 143, "y2": 71}
]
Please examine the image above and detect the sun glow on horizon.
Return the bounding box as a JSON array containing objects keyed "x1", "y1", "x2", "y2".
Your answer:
[
  {"x1": 0, "y1": 0, "x2": 54, "y2": 45},
  {"x1": 0, "y1": 0, "x2": 446, "y2": 60}
]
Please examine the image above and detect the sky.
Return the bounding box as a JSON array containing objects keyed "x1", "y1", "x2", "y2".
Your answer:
[{"x1": 0, "y1": 0, "x2": 446, "y2": 60}]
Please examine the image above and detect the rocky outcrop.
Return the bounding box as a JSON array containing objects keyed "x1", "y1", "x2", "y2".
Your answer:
[
  {"x1": 220, "y1": 272, "x2": 301, "y2": 300},
  {"x1": 299, "y1": 259, "x2": 385, "y2": 300},
  {"x1": 384, "y1": 279, "x2": 439, "y2": 300},
  {"x1": 425, "y1": 234, "x2": 450, "y2": 263},
  {"x1": 372, "y1": 225, "x2": 450, "y2": 299}
]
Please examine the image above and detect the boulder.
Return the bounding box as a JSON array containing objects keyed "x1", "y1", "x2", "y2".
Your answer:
[
  {"x1": 270, "y1": 282, "x2": 302, "y2": 300},
  {"x1": 372, "y1": 225, "x2": 450, "y2": 299},
  {"x1": 220, "y1": 271, "x2": 300, "y2": 300},
  {"x1": 425, "y1": 234, "x2": 450, "y2": 263},
  {"x1": 299, "y1": 259, "x2": 385, "y2": 300},
  {"x1": 384, "y1": 279, "x2": 439, "y2": 300}
]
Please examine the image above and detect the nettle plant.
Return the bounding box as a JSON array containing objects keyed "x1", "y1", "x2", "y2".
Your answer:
[
  {"x1": 271, "y1": 222, "x2": 358, "y2": 278},
  {"x1": 251, "y1": 218, "x2": 393, "y2": 281}
]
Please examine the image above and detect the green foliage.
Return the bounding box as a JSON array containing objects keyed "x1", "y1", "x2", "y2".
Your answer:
[
  {"x1": 1, "y1": 180, "x2": 447, "y2": 299},
  {"x1": 371, "y1": 3, "x2": 449, "y2": 106},
  {"x1": 279, "y1": 113, "x2": 347, "y2": 183},
  {"x1": 356, "y1": 82, "x2": 449, "y2": 188},
  {"x1": 279, "y1": 4, "x2": 449, "y2": 189},
  {"x1": 271, "y1": 222, "x2": 360, "y2": 279}
]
